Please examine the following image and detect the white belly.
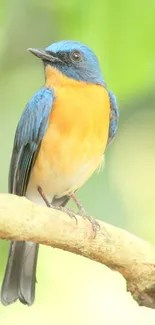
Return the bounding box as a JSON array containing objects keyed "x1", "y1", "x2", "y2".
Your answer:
[{"x1": 26, "y1": 156, "x2": 104, "y2": 206}]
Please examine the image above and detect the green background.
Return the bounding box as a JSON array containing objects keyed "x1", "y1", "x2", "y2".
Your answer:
[{"x1": 0, "y1": 0, "x2": 155, "y2": 323}]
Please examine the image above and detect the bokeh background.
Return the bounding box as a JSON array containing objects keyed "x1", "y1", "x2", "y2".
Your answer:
[{"x1": 0, "y1": 0, "x2": 155, "y2": 324}]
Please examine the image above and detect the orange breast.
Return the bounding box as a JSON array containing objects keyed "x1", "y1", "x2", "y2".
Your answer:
[{"x1": 29, "y1": 67, "x2": 110, "y2": 197}]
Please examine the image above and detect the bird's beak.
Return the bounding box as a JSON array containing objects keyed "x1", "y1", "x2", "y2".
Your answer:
[{"x1": 28, "y1": 48, "x2": 62, "y2": 63}]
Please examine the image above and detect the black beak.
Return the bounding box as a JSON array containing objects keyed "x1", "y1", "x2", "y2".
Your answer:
[{"x1": 28, "y1": 48, "x2": 62, "y2": 63}]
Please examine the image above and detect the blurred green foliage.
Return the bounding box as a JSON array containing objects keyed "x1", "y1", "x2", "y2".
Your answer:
[{"x1": 0, "y1": 0, "x2": 155, "y2": 323}]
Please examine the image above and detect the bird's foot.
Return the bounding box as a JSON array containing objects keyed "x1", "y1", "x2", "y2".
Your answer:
[
  {"x1": 71, "y1": 193, "x2": 100, "y2": 237},
  {"x1": 37, "y1": 186, "x2": 100, "y2": 236},
  {"x1": 77, "y1": 208, "x2": 100, "y2": 237},
  {"x1": 37, "y1": 186, "x2": 78, "y2": 223}
]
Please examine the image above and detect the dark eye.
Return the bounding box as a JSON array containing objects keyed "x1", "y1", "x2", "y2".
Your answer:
[{"x1": 70, "y1": 50, "x2": 83, "y2": 62}]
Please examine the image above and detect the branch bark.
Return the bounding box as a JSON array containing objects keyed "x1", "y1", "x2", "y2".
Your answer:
[{"x1": 0, "y1": 193, "x2": 155, "y2": 309}]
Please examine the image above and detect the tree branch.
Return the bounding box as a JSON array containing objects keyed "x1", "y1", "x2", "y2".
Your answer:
[{"x1": 0, "y1": 193, "x2": 155, "y2": 309}]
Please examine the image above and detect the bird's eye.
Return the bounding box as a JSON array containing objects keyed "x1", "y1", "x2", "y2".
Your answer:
[{"x1": 70, "y1": 50, "x2": 83, "y2": 62}]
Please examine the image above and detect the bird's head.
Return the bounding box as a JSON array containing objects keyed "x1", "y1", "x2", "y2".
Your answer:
[{"x1": 28, "y1": 40, "x2": 105, "y2": 86}]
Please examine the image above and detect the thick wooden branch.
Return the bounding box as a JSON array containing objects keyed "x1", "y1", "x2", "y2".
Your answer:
[{"x1": 0, "y1": 193, "x2": 155, "y2": 309}]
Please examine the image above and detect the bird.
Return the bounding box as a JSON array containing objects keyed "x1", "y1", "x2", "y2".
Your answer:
[{"x1": 1, "y1": 40, "x2": 119, "y2": 306}]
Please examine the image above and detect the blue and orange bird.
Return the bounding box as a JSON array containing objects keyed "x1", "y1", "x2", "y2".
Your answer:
[{"x1": 1, "y1": 40, "x2": 118, "y2": 306}]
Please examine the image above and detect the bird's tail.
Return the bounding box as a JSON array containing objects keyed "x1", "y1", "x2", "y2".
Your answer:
[
  {"x1": 1, "y1": 241, "x2": 39, "y2": 306},
  {"x1": 1, "y1": 195, "x2": 69, "y2": 306}
]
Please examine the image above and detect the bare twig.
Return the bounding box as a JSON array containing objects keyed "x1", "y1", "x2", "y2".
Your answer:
[{"x1": 0, "y1": 193, "x2": 155, "y2": 309}]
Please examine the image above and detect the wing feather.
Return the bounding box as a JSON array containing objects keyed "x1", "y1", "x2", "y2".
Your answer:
[
  {"x1": 107, "y1": 91, "x2": 119, "y2": 146},
  {"x1": 9, "y1": 87, "x2": 54, "y2": 196}
]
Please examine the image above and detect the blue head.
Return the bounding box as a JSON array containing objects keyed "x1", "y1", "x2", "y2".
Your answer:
[{"x1": 28, "y1": 40, "x2": 105, "y2": 86}]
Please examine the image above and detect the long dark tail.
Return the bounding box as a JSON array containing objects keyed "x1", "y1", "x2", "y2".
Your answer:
[
  {"x1": 1, "y1": 241, "x2": 39, "y2": 306},
  {"x1": 1, "y1": 194, "x2": 69, "y2": 306}
]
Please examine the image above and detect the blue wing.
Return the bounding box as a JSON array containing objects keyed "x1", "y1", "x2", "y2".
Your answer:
[
  {"x1": 107, "y1": 91, "x2": 119, "y2": 146},
  {"x1": 9, "y1": 87, "x2": 54, "y2": 195}
]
